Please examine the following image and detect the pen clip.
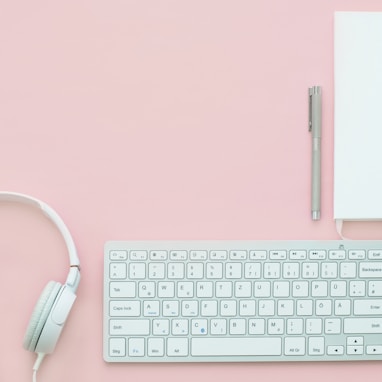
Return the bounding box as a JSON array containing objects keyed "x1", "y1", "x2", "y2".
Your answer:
[{"x1": 308, "y1": 87, "x2": 313, "y2": 132}]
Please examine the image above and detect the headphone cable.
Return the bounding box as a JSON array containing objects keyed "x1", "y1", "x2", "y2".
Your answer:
[{"x1": 32, "y1": 353, "x2": 45, "y2": 382}]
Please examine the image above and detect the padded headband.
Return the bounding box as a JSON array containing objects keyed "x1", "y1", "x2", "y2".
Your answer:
[{"x1": 0, "y1": 191, "x2": 80, "y2": 291}]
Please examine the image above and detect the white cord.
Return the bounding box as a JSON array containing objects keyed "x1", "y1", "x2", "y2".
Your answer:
[{"x1": 32, "y1": 353, "x2": 45, "y2": 382}]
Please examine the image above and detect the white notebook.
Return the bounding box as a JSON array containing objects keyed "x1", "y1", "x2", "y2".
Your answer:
[{"x1": 334, "y1": 12, "x2": 382, "y2": 221}]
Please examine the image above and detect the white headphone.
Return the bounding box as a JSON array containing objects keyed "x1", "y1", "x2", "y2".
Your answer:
[{"x1": 0, "y1": 192, "x2": 80, "y2": 378}]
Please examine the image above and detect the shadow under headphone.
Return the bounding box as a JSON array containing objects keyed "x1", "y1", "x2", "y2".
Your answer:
[{"x1": 0, "y1": 192, "x2": 81, "y2": 375}]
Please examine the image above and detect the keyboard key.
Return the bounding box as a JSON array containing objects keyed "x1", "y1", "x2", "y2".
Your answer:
[
  {"x1": 129, "y1": 263, "x2": 145, "y2": 279},
  {"x1": 158, "y1": 281, "x2": 175, "y2": 298},
  {"x1": 264, "y1": 263, "x2": 280, "y2": 279},
  {"x1": 347, "y1": 336, "x2": 363, "y2": 345},
  {"x1": 347, "y1": 345, "x2": 363, "y2": 355},
  {"x1": 327, "y1": 345, "x2": 344, "y2": 355},
  {"x1": 168, "y1": 263, "x2": 185, "y2": 279},
  {"x1": 187, "y1": 263, "x2": 204, "y2": 279},
  {"x1": 171, "y1": 319, "x2": 189, "y2": 335},
  {"x1": 152, "y1": 319, "x2": 169, "y2": 335},
  {"x1": 311, "y1": 281, "x2": 328, "y2": 297},
  {"x1": 190, "y1": 250, "x2": 208, "y2": 260},
  {"x1": 289, "y1": 250, "x2": 307, "y2": 260},
  {"x1": 191, "y1": 319, "x2": 208, "y2": 335},
  {"x1": 330, "y1": 281, "x2": 347, "y2": 297},
  {"x1": 292, "y1": 281, "x2": 309, "y2": 297},
  {"x1": 296, "y1": 299, "x2": 313, "y2": 316},
  {"x1": 366, "y1": 345, "x2": 382, "y2": 355},
  {"x1": 324, "y1": 318, "x2": 341, "y2": 334},
  {"x1": 163, "y1": 301, "x2": 179, "y2": 317},
  {"x1": 181, "y1": 300, "x2": 198, "y2": 316},
  {"x1": 230, "y1": 250, "x2": 247, "y2": 260},
  {"x1": 302, "y1": 263, "x2": 319, "y2": 278},
  {"x1": 349, "y1": 250, "x2": 365, "y2": 260},
  {"x1": 368, "y1": 250, "x2": 382, "y2": 260},
  {"x1": 148, "y1": 263, "x2": 165, "y2": 279},
  {"x1": 278, "y1": 300, "x2": 294, "y2": 316},
  {"x1": 211, "y1": 319, "x2": 227, "y2": 335},
  {"x1": 284, "y1": 337, "x2": 305, "y2": 355},
  {"x1": 359, "y1": 262, "x2": 382, "y2": 278},
  {"x1": 196, "y1": 281, "x2": 213, "y2": 298},
  {"x1": 109, "y1": 281, "x2": 136, "y2": 298},
  {"x1": 354, "y1": 299, "x2": 382, "y2": 315},
  {"x1": 148, "y1": 338, "x2": 164, "y2": 357},
  {"x1": 210, "y1": 250, "x2": 228, "y2": 260},
  {"x1": 130, "y1": 251, "x2": 147, "y2": 260},
  {"x1": 248, "y1": 319, "x2": 265, "y2": 335},
  {"x1": 368, "y1": 281, "x2": 382, "y2": 296},
  {"x1": 220, "y1": 300, "x2": 237, "y2": 316},
  {"x1": 258, "y1": 300, "x2": 275, "y2": 316},
  {"x1": 234, "y1": 281, "x2": 252, "y2": 297},
  {"x1": 239, "y1": 300, "x2": 256, "y2": 316},
  {"x1": 334, "y1": 299, "x2": 351, "y2": 315},
  {"x1": 230, "y1": 318, "x2": 246, "y2": 335},
  {"x1": 329, "y1": 250, "x2": 346, "y2": 260},
  {"x1": 340, "y1": 262, "x2": 357, "y2": 278},
  {"x1": 283, "y1": 263, "x2": 300, "y2": 279},
  {"x1": 150, "y1": 250, "x2": 167, "y2": 260},
  {"x1": 349, "y1": 281, "x2": 366, "y2": 296},
  {"x1": 226, "y1": 263, "x2": 242, "y2": 279},
  {"x1": 191, "y1": 338, "x2": 282, "y2": 356},
  {"x1": 143, "y1": 301, "x2": 160, "y2": 316},
  {"x1": 244, "y1": 263, "x2": 261, "y2": 279},
  {"x1": 128, "y1": 338, "x2": 145, "y2": 357},
  {"x1": 110, "y1": 263, "x2": 127, "y2": 279},
  {"x1": 206, "y1": 262, "x2": 223, "y2": 279},
  {"x1": 270, "y1": 250, "x2": 287, "y2": 260},
  {"x1": 110, "y1": 250, "x2": 127, "y2": 261},
  {"x1": 306, "y1": 319, "x2": 322, "y2": 334},
  {"x1": 249, "y1": 250, "x2": 267, "y2": 260},
  {"x1": 215, "y1": 281, "x2": 232, "y2": 298},
  {"x1": 110, "y1": 319, "x2": 150, "y2": 335},
  {"x1": 170, "y1": 250, "x2": 188, "y2": 260},
  {"x1": 309, "y1": 250, "x2": 326, "y2": 260},
  {"x1": 254, "y1": 281, "x2": 271, "y2": 297},
  {"x1": 308, "y1": 337, "x2": 325, "y2": 355},
  {"x1": 167, "y1": 338, "x2": 189, "y2": 356},
  {"x1": 109, "y1": 338, "x2": 126, "y2": 357},
  {"x1": 286, "y1": 318, "x2": 303, "y2": 335},
  {"x1": 344, "y1": 318, "x2": 382, "y2": 334},
  {"x1": 110, "y1": 301, "x2": 140, "y2": 317}
]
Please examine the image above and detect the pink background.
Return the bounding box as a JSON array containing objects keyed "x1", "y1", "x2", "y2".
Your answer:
[{"x1": 1, "y1": 1, "x2": 382, "y2": 381}]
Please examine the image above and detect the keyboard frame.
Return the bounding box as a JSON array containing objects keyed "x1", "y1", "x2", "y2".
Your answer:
[{"x1": 104, "y1": 240, "x2": 382, "y2": 363}]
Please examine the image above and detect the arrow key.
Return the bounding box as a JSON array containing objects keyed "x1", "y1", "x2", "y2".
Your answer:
[
  {"x1": 327, "y1": 345, "x2": 344, "y2": 355},
  {"x1": 347, "y1": 336, "x2": 364, "y2": 346},
  {"x1": 366, "y1": 345, "x2": 382, "y2": 355},
  {"x1": 347, "y1": 345, "x2": 364, "y2": 355}
]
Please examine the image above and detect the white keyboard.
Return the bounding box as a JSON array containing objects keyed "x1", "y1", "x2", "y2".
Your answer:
[{"x1": 103, "y1": 240, "x2": 382, "y2": 362}]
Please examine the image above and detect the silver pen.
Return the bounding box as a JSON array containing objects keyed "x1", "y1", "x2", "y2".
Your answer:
[{"x1": 309, "y1": 86, "x2": 322, "y2": 220}]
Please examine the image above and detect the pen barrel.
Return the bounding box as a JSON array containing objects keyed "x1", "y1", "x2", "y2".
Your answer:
[
  {"x1": 309, "y1": 86, "x2": 322, "y2": 220},
  {"x1": 311, "y1": 138, "x2": 321, "y2": 220},
  {"x1": 310, "y1": 88, "x2": 322, "y2": 137}
]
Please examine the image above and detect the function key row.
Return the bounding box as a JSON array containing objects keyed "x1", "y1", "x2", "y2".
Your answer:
[{"x1": 109, "y1": 249, "x2": 382, "y2": 262}]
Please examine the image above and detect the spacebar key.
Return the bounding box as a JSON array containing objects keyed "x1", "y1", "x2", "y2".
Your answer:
[{"x1": 191, "y1": 338, "x2": 282, "y2": 356}]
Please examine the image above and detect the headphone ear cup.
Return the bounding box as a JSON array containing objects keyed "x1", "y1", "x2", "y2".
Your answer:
[{"x1": 23, "y1": 281, "x2": 62, "y2": 353}]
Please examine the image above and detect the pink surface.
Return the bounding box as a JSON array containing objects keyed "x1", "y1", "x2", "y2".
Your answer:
[{"x1": 1, "y1": 1, "x2": 382, "y2": 381}]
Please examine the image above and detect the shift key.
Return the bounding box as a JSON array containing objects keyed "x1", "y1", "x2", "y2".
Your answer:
[
  {"x1": 344, "y1": 318, "x2": 382, "y2": 334},
  {"x1": 110, "y1": 319, "x2": 150, "y2": 335}
]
